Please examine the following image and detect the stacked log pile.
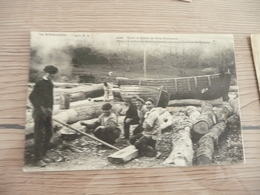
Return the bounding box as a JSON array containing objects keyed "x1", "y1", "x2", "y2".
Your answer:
[
  {"x1": 163, "y1": 97, "x2": 241, "y2": 166},
  {"x1": 25, "y1": 100, "x2": 127, "y2": 137},
  {"x1": 25, "y1": 82, "x2": 242, "y2": 167}
]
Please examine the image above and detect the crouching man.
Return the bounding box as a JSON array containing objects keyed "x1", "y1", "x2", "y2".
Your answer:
[
  {"x1": 130, "y1": 98, "x2": 161, "y2": 157},
  {"x1": 81, "y1": 103, "x2": 120, "y2": 145}
]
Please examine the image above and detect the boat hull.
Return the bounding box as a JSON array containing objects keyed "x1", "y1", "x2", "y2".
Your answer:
[
  {"x1": 117, "y1": 72, "x2": 231, "y2": 101},
  {"x1": 119, "y1": 85, "x2": 170, "y2": 108}
]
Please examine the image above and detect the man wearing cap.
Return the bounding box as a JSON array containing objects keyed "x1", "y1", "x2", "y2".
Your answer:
[
  {"x1": 82, "y1": 103, "x2": 120, "y2": 145},
  {"x1": 29, "y1": 65, "x2": 58, "y2": 167},
  {"x1": 132, "y1": 97, "x2": 148, "y2": 136},
  {"x1": 123, "y1": 95, "x2": 139, "y2": 139},
  {"x1": 130, "y1": 98, "x2": 161, "y2": 157}
]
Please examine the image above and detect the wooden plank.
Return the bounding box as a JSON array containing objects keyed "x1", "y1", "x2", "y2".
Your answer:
[{"x1": 107, "y1": 145, "x2": 139, "y2": 164}]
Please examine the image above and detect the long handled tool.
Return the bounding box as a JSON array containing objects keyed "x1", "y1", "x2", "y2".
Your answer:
[{"x1": 53, "y1": 118, "x2": 120, "y2": 151}]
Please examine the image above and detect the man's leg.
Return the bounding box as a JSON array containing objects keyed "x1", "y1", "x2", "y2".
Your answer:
[
  {"x1": 123, "y1": 117, "x2": 130, "y2": 139},
  {"x1": 43, "y1": 115, "x2": 53, "y2": 156},
  {"x1": 133, "y1": 124, "x2": 143, "y2": 135},
  {"x1": 106, "y1": 127, "x2": 121, "y2": 145},
  {"x1": 33, "y1": 112, "x2": 46, "y2": 165},
  {"x1": 124, "y1": 117, "x2": 140, "y2": 139},
  {"x1": 93, "y1": 127, "x2": 104, "y2": 140},
  {"x1": 129, "y1": 132, "x2": 143, "y2": 145},
  {"x1": 134, "y1": 136, "x2": 157, "y2": 157}
]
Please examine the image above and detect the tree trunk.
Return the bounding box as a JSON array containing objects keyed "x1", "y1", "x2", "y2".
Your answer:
[
  {"x1": 25, "y1": 102, "x2": 126, "y2": 137},
  {"x1": 193, "y1": 103, "x2": 216, "y2": 135},
  {"x1": 163, "y1": 107, "x2": 200, "y2": 166},
  {"x1": 168, "y1": 98, "x2": 223, "y2": 107},
  {"x1": 195, "y1": 103, "x2": 234, "y2": 165},
  {"x1": 55, "y1": 84, "x2": 104, "y2": 104}
]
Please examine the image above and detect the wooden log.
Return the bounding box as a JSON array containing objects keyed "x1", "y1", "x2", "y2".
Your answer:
[
  {"x1": 193, "y1": 103, "x2": 216, "y2": 135},
  {"x1": 107, "y1": 145, "x2": 139, "y2": 164},
  {"x1": 25, "y1": 102, "x2": 126, "y2": 137},
  {"x1": 53, "y1": 84, "x2": 104, "y2": 104},
  {"x1": 229, "y1": 98, "x2": 240, "y2": 116},
  {"x1": 195, "y1": 104, "x2": 234, "y2": 165},
  {"x1": 168, "y1": 98, "x2": 223, "y2": 107},
  {"x1": 53, "y1": 82, "x2": 81, "y2": 88},
  {"x1": 163, "y1": 107, "x2": 200, "y2": 166},
  {"x1": 229, "y1": 86, "x2": 238, "y2": 92},
  {"x1": 195, "y1": 122, "x2": 226, "y2": 165},
  {"x1": 59, "y1": 93, "x2": 71, "y2": 109}
]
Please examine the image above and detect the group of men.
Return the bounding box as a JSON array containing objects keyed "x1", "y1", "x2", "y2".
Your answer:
[{"x1": 29, "y1": 65, "x2": 161, "y2": 167}]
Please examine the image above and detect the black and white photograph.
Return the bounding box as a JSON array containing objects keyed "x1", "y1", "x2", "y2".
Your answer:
[{"x1": 24, "y1": 32, "x2": 244, "y2": 172}]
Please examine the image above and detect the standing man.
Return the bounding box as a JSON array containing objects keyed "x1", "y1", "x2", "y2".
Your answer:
[
  {"x1": 130, "y1": 98, "x2": 161, "y2": 157},
  {"x1": 29, "y1": 65, "x2": 58, "y2": 167},
  {"x1": 103, "y1": 82, "x2": 114, "y2": 101}
]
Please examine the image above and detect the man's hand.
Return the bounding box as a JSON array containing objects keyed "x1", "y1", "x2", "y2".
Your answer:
[
  {"x1": 41, "y1": 106, "x2": 52, "y2": 116},
  {"x1": 125, "y1": 118, "x2": 132, "y2": 123},
  {"x1": 80, "y1": 121, "x2": 86, "y2": 126}
]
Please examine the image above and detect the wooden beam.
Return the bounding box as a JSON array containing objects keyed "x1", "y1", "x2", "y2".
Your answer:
[{"x1": 107, "y1": 145, "x2": 139, "y2": 164}]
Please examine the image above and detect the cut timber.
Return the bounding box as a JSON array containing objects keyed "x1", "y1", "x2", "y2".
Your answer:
[
  {"x1": 59, "y1": 93, "x2": 71, "y2": 109},
  {"x1": 229, "y1": 86, "x2": 238, "y2": 92},
  {"x1": 195, "y1": 104, "x2": 234, "y2": 165},
  {"x1": 54, "y1": 84, "x2": 104, "y2": 104},
  {"x1": 163, "y1": 107, "x2": 200, "y2": 166},
  {"x1": 25, "y1": 102, "x2": 126, "y2": 137},
  {"x1": 107, "y1": 145, "x2": 139, "y2": 164},
  {"x1": 229, "y1": 98, "x2": 240, "y2": 116},
  {"x1": 168, "y1": 98, "x2": 223, "y2": 107},
  {"x1": 193, "y1": 103, "x2": 216, "y2": 135},
  {"x1": 53, "y1": 82, "x2": 81, "y2": 88},
  {"x1": 195, "y1": 122, "x2": 226, "y2": 165}
]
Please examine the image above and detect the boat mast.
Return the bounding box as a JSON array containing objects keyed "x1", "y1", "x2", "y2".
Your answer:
[{"x1": 144, "y1": 47, "x2": 147, "y2": 78}]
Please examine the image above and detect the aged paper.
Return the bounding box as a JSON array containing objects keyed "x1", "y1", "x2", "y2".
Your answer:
[
  {"x1": 24, "y1": 32, "x2": 244, "y2": 172},
  {"x1": 251, "y1": 34, "x2": 260, "y2": 93}
]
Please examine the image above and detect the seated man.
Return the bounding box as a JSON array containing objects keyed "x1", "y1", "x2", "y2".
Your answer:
[
  {"x1": 123, "y1": 95, "x2": 139, "y2": 139},
  {"x1": 130, "y1": 98, "x2": 161, "y2": 157},
  {"x1": 81, "y1": 103, "x2": 120, "y2": 145},
  {"x1": 132, "y1": 97, "x2": 148, "y2": 136}
]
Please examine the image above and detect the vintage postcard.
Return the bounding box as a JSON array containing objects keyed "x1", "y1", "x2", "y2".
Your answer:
[
  {"x1": 24, "y1": 32, "x2": 244, "y2": 172},
  {"x1": 251, "y1": 34, "x2": 260, "y2": 93}
]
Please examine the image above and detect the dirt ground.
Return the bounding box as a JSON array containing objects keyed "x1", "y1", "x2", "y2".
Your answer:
[{"x1": 24, "y1": 110, "x2": 244, "y2": 172}]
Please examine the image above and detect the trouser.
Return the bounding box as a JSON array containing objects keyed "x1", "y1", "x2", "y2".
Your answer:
[
  {"x1": 123, "y1": 117, "x2": 139, "y2": 139},
  {"x1": 33, "y1": 109, "x2": 53, "y2": 161},
  {"x1": 133, "y1": 124, "x2": 143, "y2": 135},
  {"x1": 93, "y1": 126, "x2": 121, "y2": 145},
  {"x1": 130, "y1": 133, "x2": 157, "y2": 157}
]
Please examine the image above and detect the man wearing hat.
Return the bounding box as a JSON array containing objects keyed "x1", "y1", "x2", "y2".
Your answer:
[
  {"x1": 130, "y1": 98, "x2": 161, "y2": 157},
  {"x1": 123, "y1": 95, "x2": 139, "y2": 139},
  {"x1": 29, "y1": 65, "x2": 58, "y2": 167},
  {"x1": 82, "y1": 103, "x2": 121, "y2": 145},
  {"x1": 132, "y1": 97, "x2": 148, "y2": 136}
]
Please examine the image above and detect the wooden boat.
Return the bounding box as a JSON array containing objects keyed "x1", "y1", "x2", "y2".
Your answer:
[
  {"x1": 119, "y1": 85, "x2": 170, "y2": 108},
  {"x1": 117, "y1": 71, "x2": 231, "y2": 101}
]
